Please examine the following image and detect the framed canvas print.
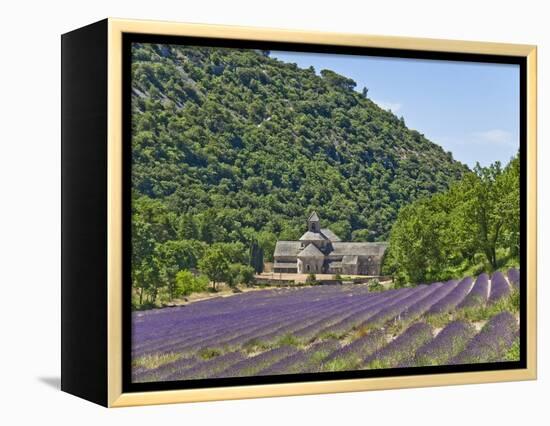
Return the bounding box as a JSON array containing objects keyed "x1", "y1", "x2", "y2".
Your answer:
[{"x1": 61, "y1": 18, "x2": 537, "y2": 407}]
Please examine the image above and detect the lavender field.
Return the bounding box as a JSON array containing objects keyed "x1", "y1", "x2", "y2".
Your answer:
[{"x1": 132, "y1": 268, "x2": 520, "y2": 383}]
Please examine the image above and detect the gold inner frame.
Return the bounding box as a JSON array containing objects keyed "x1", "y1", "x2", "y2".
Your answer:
[{"x1": 106, "y1": 17, "x2": 537, "y2": 407}]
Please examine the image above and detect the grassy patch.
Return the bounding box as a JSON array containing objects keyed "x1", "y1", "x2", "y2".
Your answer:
[
  {"x1": 504, "y1": 339, "x2": 520, "y2": 361},
  {"x1": 198, "y1": 348, "x2": 222, "y2": 360},
  {"x1": 132, "y1": 352, "x2": 182, "y2": 370},
  {"x1": 353, "y1": 325, "x2": 375, "y2": 338},
  {"x1": 276, "y1": 333, "x2": 301, "y2": 347},
  {"x1": 243, "y1": 338, "x2": 271, "y2": 354},
  {"x1": 323, "y1": 357, "x2": 358, "y2": 372},
  {"x1": 424, "y1": 313, "x2": 453, "y2": 328},
  {"x1": 368, "y1": 280, "x2": 385, "y2": 292},
  {"x1": 317, "y1": 331, "x2": 344, "y2": 340},
  {"x1": 456, "y1": 289, "x2": 520, "y2": 323},
  {"x1": 366, "y1": 359, "x2": 391, "y2": 370},
  {"x1": 421, "y1": 289, "x2": 520, "y2": 328},
  {"x1": 384, "y1": 323, "x2": 402, "y2": 337},
  {"x1": 310, "y1": 350, "x2": 331, "y2": 363}
]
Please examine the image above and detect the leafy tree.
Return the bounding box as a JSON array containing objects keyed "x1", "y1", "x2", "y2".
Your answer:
[
  {"x1": 237, "y1": 265, "x2": 255, "y2": 286},
  {"x1": 384, "y1": 156, "x2": 520, "y2": 283},
  {"x1": 175, "y1": 269, "x2": 195, "y2": 296},
  {"x1": 462, "y1": 159, "x2": 520, "y2": 268},
  {"x1": 226, "y1": 263, "x2": 243, "y2": 288},
  {"x1": 175, "y1": 269, "x2": 208, "y2": 296},
  {"x1": 351, "y1": 229, "x2": 373, "y2": 242},
  {"x1": 155, "y1": 239, "x2": 206, "y2": 299},
  {"x1": 320, "y1": 69, "x2": 357, "y2": 90},
  {"x1": 248, "y1": 239, "x2": 264, "y2": 273},
  {"x1": 198, "y1": 245, "x2": 230, "y2": 290},
  {"x1": 132, "y1": 216, "x2": 155, "y2": 305},
  {"x1": 256, "y1": 230, "x2": 275, "y2": 263},
  {"x1": 177, "y1": 214, "x2": 199, "y2": 240}
]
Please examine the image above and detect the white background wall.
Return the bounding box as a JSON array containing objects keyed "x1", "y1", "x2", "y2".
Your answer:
[{"x1": 0, "y1": 0, "x2": 546, "y2": 424}]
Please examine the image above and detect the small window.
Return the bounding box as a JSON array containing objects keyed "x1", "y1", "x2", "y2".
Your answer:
[{"x1": 306, "y1": 264, "x2": 310, "y2": 272}]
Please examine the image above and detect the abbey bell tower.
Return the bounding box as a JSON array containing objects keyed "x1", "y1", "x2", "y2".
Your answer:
[{"x1": 307, "y1": 211, "x2": 320, "y2": 233}]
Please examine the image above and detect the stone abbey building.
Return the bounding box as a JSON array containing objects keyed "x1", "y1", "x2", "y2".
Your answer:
[{"x1": 273, "y1": 212, "x2": 388, "y2": 275}]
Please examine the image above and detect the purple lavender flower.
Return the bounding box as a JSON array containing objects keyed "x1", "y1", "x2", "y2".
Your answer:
[
  {"x1": 133, "y1": 356, "x2": 200, "y2": 383},
  {"x1": 399, "y1": 280, "x2": 461, "y2": 324},
  {"x1": 458, "y1": 273, "x2": 489, "y2": 309},
  {"x1": 362, "y1": 285, "x2": 440, "y2": 329},
  {"x1": 165, "y1": 351, "x2": 245, "y2": 381},
  {"x1": 488, "y1": 271, "x2": 511, "y2": 305},
  {"x1": 322, "y1": 330, "x2": 386, "y2": 371},
  {"x1": 257, "y1": 351, "x2": 312, "y2": 376},
  {"x1": 451, "y1": 312, "x2": 519, "y2": 364},
  {"x1": 508, "y1": 268, "x2": 520, "y2": 289},
  {"x1": 131, "y1": 272, "x2": 517, "y2": 383},
  {"x1": 308, "y1": 339, "x2": 342, "y2": 357},
  {"x1": 219, "y1": 346, "x2": 298, "y2": 378},
  {"x1": 363, "y1": 322, "x2": 434, "y2": 369},
  {"x1": 427, "y1": 277, "x2": 473, "y2": 315},
  {"x1": 296, "y1": 339, "x2": 343, "y2": 373},
  {"x1": 413, "y1": 321, "x2": 476, "y2": 366}
]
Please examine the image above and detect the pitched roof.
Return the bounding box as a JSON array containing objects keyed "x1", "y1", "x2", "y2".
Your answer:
[
  {"x1": 273, "y1": 241, "x2": 302, "y2": 257},
  {"x1": 308, "y1": 211, "x2": 320, "y2": 222},
  {"x1": 331, "y1": 242, "x2": 388, "y2": 257},
  {"x1": 320, "y1": 228, "x2": 341, "y2": 242},
  {"x1": 299, "y1": 231, "x2": 327, "y2": 241},
  {"x1": 342, "y1": 255, "x2": 359, "y2": 264},
  {"x1": 297, "y1": 243, "x2": 325, "y2": 258}
]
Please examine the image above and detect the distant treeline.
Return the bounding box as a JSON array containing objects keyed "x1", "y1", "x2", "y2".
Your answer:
[
  {"x1": 132, "y1": 198, "x2": 263, "y2": 307},
  {"x1": 383, "y1": 156, "x2": 520, "y2": 284}
]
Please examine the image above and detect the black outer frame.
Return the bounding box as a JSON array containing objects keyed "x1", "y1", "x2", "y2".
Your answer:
[
  {"x1": 121, "y1": 33, "x2": 528, "y2": 394},
  {"x1": 61, "y1": 19, "x2": 109, "y2": 406}
]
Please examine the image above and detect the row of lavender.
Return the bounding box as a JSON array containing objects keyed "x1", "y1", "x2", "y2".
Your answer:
[
  {"x1": 135, "y1": 312, "x2": 519, "y2": 382},
  {"x1": 132, "y1": 268, "x2": 520, "y2": 382}
]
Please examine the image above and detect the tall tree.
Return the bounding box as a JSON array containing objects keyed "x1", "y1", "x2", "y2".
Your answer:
[
  {"x1": 198, "y1": 245, "x2": 230, "y2": 290},
  {"x1": 384, "y1": 156, "x2": 520, "y2": 283},
  {"x1": 463, "y1": 159, "x2": 520, "y2": 268},
  {"x1": 249, "y1": 239, "x2": 264, "y2": 273}
]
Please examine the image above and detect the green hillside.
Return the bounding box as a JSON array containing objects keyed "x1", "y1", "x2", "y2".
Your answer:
[
  {"x1": 131, "y1": 43, "x2": 468, "y2": 246},
  {"x1": 130, "y1": 42, "x2": 475, "y2": 306}
]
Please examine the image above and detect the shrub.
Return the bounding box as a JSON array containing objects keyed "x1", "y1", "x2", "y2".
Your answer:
[
  {"x1": 369, "y1": 279, "x2": 384, "y2": 292},
  {"x1": 306, "y1": 273, "x2": 317, "y2": 284},
  {"x1": 393, "y1": 273, "x2": 408, "y2": 289},
  {"x1": 193, "y1": 274, "x2": 209, "y2": 293},
  {"x1": 238, "y1": 265, "x2": 256, "y2": 286},
  {"x1": 226, "y1": 264, "x2": 256, "y2": 287},
  {"x1": 175, "y1": 269, "x2": 209, "y2": 296}
]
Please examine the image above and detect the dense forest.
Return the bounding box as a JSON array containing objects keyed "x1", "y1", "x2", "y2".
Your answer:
[
  {"x1": 130, "y1": 42, "x2": 470, "y2": 307},
  {"x1": 383, "y1": 156, "x2": 520, "y2": 284}
]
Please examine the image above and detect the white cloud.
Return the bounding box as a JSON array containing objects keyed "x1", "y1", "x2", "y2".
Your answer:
[
  {"x1": 473, "y1": 129, "x2": 515, "y2": 145},
  {"x1": 373, "y1": 99, "x2": 403, "y2": 113}
]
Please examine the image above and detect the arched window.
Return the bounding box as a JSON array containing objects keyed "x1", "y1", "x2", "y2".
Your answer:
[{"x1": 306, "y1": 264, "x2": 310, "y2": 272}]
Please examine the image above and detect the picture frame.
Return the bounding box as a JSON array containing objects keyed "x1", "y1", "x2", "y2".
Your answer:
[{"x1": 61, "y1": 17, "x2": 537, "y2": 407}]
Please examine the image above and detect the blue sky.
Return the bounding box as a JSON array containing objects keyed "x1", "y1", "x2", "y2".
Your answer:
[{"x1": 271, "y1": 51, "x2": 520, "y2": 168}]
